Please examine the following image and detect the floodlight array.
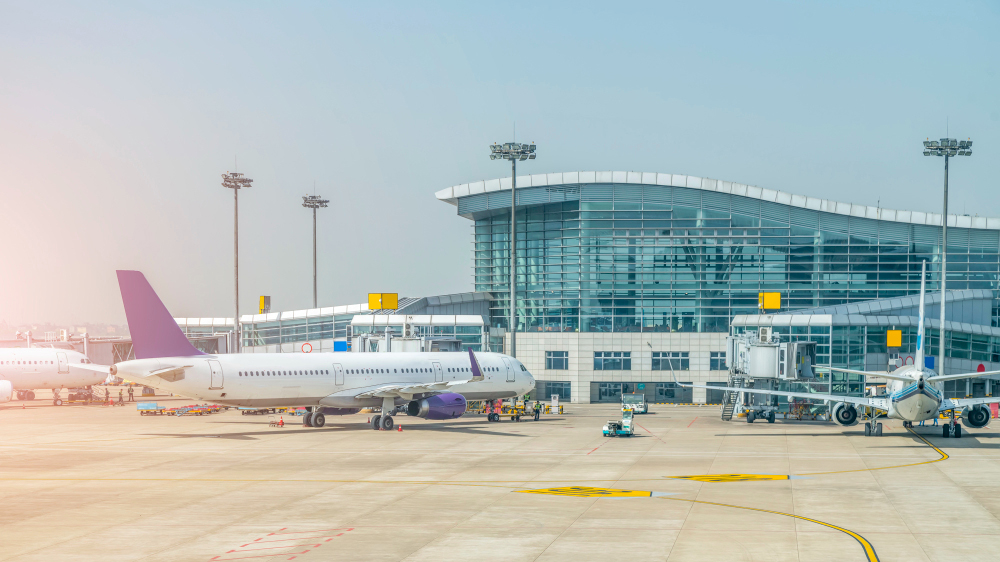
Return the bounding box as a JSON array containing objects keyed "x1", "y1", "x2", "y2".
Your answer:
[
  {"x1": 301, "y1": 195, "x2": 330, "y2": 209},
  {"x1": 490, "y1": 142, "x2": 537, "y2": 161},
  {"x1": 923, "y1": 138, "x2": 973, "y2": 157}
]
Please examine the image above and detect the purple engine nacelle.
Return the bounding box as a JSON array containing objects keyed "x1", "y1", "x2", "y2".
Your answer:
[{"x1": 406, "y1": 392, "x2": 467, "y2": 420}]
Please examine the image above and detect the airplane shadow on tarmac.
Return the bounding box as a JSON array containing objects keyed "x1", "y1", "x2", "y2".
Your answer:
[{"x1": 145, "y1": 420, "x2": 538, "y2": 440}]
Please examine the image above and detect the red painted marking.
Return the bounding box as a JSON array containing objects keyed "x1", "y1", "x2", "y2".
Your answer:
[
  {"x1": 588, "y1": 439, "x2": 611, "y2": 455},
  {"x1": 634, "y1": 423, "x2": 667, "y2": 443},
  {"x1": 244, "y1": 535, "x2": 342, "y2": 545},
  {"x1": 267, "y1": 528, "x2": 352, "y2": 535},
  {"x1": 687, "y1": 416, "x2": 699, "y2": 428},
  {"x1": 210, "y1": 552, "x2": 310, "y2": 561},
  {"x1": 228, "y1": 544, "x2": 322, "y2": 553}
]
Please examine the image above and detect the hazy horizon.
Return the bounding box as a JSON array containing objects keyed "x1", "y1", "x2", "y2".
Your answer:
[{"x1": 1, "y1": 1, "x2": 998, "y2": 325}]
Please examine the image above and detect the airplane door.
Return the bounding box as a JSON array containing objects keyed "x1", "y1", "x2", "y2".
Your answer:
[
  {"x1": 432, "y1": 362, "x2": 443, "y2": 382},
  {"x1": 208, "y1": 360, "x2": 224, "y2": 389},
  {"x1": 502, "y1": 357, "x2": 515, "y2": 382},
  {"x1": 56, "y1": 352, "x2": 69, "y2": 374},
  {"x1": 333, "y1": 363, "x2": 344, "y2": 385}
]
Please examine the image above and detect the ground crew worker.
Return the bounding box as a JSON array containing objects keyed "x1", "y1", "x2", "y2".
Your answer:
[
  {"x1": 118, "y1": 389, "x2": 124, "y2": 403},
  {"x1": 128, "y1": 386, "x2": 134, "y2": 402},
  {"x1": 105, "y1": 388, "x2": 110, "y2": 405},
  {"x1": 533, "y1": 401, "x2": 541, "y2": 421}
]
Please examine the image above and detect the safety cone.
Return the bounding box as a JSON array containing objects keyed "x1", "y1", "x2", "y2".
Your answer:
[
  {"x1": 279, "y1": 417, "x2": 284, "y2": 427},
  {"x1": 397, "y1": 425, "x2": 402, "y2": 432}
]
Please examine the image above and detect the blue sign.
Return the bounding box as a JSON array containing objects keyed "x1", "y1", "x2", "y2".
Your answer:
[
  {"x1": 637, "y1": 383, "x2": 645, "y2": 390},
  {"x1": 925, "y1": 356, "x2": 935, "y2": 369}
]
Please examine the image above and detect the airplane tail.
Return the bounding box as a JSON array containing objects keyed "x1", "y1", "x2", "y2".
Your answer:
[
  {"x1": 467, "y1": 348, "x2": 485, "y2": 382},
  {"x1": 915, "y1": 260, "x2": 927, "y2": 371},
  {"x1": 116, "y1": 270, "x2": 206, "y2": 360}
]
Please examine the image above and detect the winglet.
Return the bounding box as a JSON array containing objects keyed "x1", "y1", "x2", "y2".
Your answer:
[
  {"x1": 117, "y1": 271, "x2": 206, "y2": 360},
  {"x1": 468, "y1": 348, "x2": 485, "y2": 381},
  {"x1": 915, "y1": 260, "x2": 927, "y2": 372}
]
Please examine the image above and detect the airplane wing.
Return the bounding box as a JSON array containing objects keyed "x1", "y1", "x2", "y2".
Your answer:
[
  {"x1": 927, "y1": 370, "x2": 1000, "y2": 383},
  {"x1": 816, "y1": 366, "x2": 915, "y2": 383},
  {"x1": 70, "y1": 363, "x2": 113, "y2": 375},
  {"x1": 355, "y1": 380, "x2": 469, "y2": 400},
  {"x1": 356, "y1": 349, "x2": 486, "y2": 400},
  {"x1": 939, "y1": 397, "x2": 1000, "y2": 411},
  {"x1": 677, "y1": 380, "x2": 888, "y2": 410}
]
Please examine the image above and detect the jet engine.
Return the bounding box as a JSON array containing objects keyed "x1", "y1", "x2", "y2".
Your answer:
[
  {"x1": 406, "y1": 392, "x2": 467, "y2": 420},
  {"x1": 0, "y1": 380, "x2": 12, "y2": 403},
  {"x1": 831, "y1": 402, "x2": 859, "y2": 426},
  {"x1": 962, "y1": 405, "x2": 991, "y2": 428}
]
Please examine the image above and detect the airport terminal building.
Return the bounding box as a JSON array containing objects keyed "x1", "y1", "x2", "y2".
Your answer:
[{"x1": 436, "y1": 171, "x2": 1000, "y2": 403}]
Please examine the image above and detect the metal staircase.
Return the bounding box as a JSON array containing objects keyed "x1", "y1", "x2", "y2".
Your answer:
[{"x1": 720, "y1": 376, "x2": 745, "y2": 421}]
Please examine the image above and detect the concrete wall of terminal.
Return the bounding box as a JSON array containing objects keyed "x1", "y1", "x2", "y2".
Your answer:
[{"x1": 509, "y1": 331, "x2": 728, "y2": 404}]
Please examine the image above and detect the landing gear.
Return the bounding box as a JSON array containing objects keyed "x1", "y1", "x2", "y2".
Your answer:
[
  {"x1": 767, "y1": 411, "x2": 775, "y2": 424},
  {"x1": 747, "y1": 411, "x2": 755, "y2": 423},
  {"x1": 379, "y1": 397, "x2": 395, "y2": 430},
  {"x1": 303, "y1": 412, "x2": 313, "y2": 427},
  {"x1": 943, "y1": 424, "x2": 950, "y2": 438},
  {"x1": 875, "y1": 423, "x2": 883, "y2": 436},
  {"x1": 312, "y1": 413, "x2": 326, "y2": 428},
  {"x1": 371, "y1": 415, "x2": 382, "y2": 430},
  {"x1": 26, "y1": 390, "x2": 34, "y2": 400},
  {"x1": 381, "y1": 416, "x2": 394, "y2": 431},
  {"x1": 865, "y1": 422, "x2": 872, "y2": 436},
  {"x1": 865, "y1": 422, "x2": 883, "y2": 436},
  {"x1": 943, "y1": 409, "x2": 962, "y2": 438}
]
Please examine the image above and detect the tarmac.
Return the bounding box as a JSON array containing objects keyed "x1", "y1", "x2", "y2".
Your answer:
[{"x1": 3, "y1": 391, "x2": 1000, "y2": 562}]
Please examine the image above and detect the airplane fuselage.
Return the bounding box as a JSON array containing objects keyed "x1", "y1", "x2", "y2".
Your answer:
[
  {"x1": 0, "y1": 348, "x2": 105, "y2": 390},
  {"x1": 879, "y1": 365, "x2": 943, "y2": 422},
  {"x1": 115, "y1": 351, "x2": 535, "y2": 408}
]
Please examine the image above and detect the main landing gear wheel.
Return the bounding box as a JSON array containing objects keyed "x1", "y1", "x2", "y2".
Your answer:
[
  {"x1": 865, "y1": 422, "x2": 872, "y2": 436},
  {"x1": 312, "y1": 413, "x2": 325, "y2": 428},
  {"x1": 27, "y1": 391, "x2": 34, "y2": 400},
  {"x1": 875, "y1": 423, "x2": 883, "y2": 436},
  {"x1": 954, "y1": 424, "x2": 962, "y2": 438},
  {"x1": 767, "y1": 411, "x2": 775, "y2": 423},
  {"x1": 943, "y1": 425, "x2": 950, "y2": 438},
  {"x1": 747, "y1": 411, "x2": 755, "y2": 423},
  {"x1": 53, "y1": 399, "x2": 63, "y2": 406},
  {"x1": 381, "y1": 416, "x2": 394, "y2": 431},
  {"x1": 371, "y1": 415, "x2": 382, "y2": 430},
  {"x1": 303, "y1": 413, "x2": 313, "y2": 427}
]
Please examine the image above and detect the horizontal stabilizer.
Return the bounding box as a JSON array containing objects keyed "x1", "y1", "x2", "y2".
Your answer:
[
  {"x1": 816, "y1": 366, "x2": 915, "y2": 382},
  {"x1": 70, "y1": 363, "x2": 112, "y2": 375},
  {"x1": 928, "y1": 369, "x2": 1000, "y2": 383}
]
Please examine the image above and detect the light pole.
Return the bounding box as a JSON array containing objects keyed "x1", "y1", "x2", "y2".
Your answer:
[
  {"x1": 923, "y1": 137, "x2": 973, "y2": 375},
  {"x1": 489, "y1": 141, "x2": 537, "y2": 358},
  {"x1": 222, "y1": 171, "x2": 253, "y2": 352},
  {"x1": 301, "y1": 194, "x2": 329, "y2": 308}
]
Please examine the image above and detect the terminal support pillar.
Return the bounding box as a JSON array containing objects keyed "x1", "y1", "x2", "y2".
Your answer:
[
  {"x1": 510, "y1": 157, "x2": 517, "y2": 358},
  {"x1": 939, "y1": 154, "x2": 948, "y2": 376}
]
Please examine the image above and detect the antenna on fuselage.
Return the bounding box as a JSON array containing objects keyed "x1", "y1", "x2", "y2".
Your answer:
[{"x1": 916, "y1": 260, "x2": 927, "y2": 372}]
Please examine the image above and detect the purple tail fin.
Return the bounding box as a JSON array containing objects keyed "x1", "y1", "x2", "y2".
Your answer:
[
  {"x1": 468, "y1": 348, "x2": 485, "y2": 381},
  {"x1": 117, "y1": 270, "x2": 206, "y2": 360}
]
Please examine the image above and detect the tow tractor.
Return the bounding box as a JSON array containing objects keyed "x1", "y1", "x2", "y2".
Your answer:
[
  {"x1": 622, "y1": 393, "x2": 648, "y2": 414},
  {"x1": 603, "y1": 408, "x2": 635, "y2": 437}
]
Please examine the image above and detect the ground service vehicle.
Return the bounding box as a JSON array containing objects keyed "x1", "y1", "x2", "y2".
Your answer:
[
  {"x1": 622, "y1": 392, "x2": 647, "y2": 414},
  {"x1": 603, "y1": 409, "x2": 635, "y2": 437}
]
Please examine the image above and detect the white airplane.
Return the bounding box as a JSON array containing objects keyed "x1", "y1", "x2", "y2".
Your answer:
[
  {"x1": 111, "y1": 270, "x2": 535, "y2": 430},
  {"x1": 681, "y1": 260, "x2": 1000, "y2": 438},
  {"x1": 0, "y1": 348, "x2": 111, "y2": 405}
]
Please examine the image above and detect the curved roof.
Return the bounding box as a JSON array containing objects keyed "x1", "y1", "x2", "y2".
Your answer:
[{"x1": 435, "y1": 171, "x2": 1000, "y2": 230}]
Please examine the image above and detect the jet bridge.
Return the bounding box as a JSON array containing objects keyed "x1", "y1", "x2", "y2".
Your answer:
[{"x1": 721, "y1": 328, "x2": 817, "y2": 422}]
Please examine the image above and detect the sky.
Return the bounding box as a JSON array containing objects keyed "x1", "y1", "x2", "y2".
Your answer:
[{"x1": 0, "y1": 1, "x2": 998, "y2": 326}]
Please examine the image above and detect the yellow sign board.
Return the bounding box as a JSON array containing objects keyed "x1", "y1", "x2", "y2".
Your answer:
[
  {"x1": 887, "y1": 330, "x2": 902, "y2": 348},
  {"x1": 368, "y1": 293, "x2": 398, "y2": 310},
  {"x1": 258, "y1": 295, "x2": 270, "y2": 314},
  {"x1": 517, "y1": 486, "x2": 652, "y2": 497},
  {"x1": 669, "y1": 474, "x2": 791, "y2": 482},
  {"x1": 758, "y1": 292, "x2": 781, "y2": 310}
]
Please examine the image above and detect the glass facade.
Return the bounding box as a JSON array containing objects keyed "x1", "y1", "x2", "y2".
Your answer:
[{"x1": 467, "y1": 183, "x2": 1000, "y2": 335}]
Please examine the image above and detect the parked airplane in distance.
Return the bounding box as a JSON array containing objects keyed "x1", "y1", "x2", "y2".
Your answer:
[
  {"x1": 111, "y1": 270, "x2": 535, "y2": 430},
  {"x1": 680, "y1": 260, "x2": 1000, "y2": 438},
  {"x1": 0, "y1": 348, "x2": 111, "y2": 405}
]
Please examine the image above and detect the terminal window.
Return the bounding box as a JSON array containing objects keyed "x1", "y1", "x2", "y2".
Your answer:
[
  {"x1": 545, "y1": 351, "x2": 569, "y2": 370},
  {"x1": 594, "y1": 351, "x2": 631, "y2": 371},
  {"x1": 710, "y1": 352, "x2": 726, "y2": 371},
  {"x1": 652, "y1": 351, "x2": 689, "y2": 371}
]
